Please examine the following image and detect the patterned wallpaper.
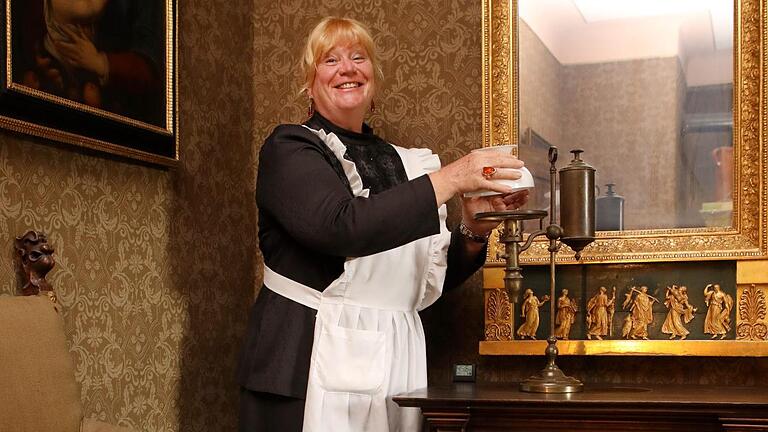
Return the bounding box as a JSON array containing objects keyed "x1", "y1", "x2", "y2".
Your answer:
[
  {"x1": 174, "y1": 0, "x2": 257, "y2": 431},
  {"x1": 1, "y1": 137, "x2": 180, "y2": 432},
  {"x1": 1, "y1": 2, "x2": 767, "y2": 432},
  {"x1": 252, "y1": 0, "x2": 483, "y2": 161}
]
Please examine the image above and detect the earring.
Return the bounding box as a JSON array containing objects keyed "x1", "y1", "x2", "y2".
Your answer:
[
  {"x1": 307, "y1": 98, "x2": 315, "y2": 117},
  {"x1": 370, "y1": 100, "x2": 376, "y2": 113}
]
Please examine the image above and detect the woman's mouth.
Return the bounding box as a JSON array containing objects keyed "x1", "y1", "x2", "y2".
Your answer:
[{"x1": 336, "y1": 82, "x2": 362, "y2": 89}]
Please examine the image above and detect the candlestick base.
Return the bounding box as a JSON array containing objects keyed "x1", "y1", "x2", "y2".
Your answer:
[{"x1": 519, "y1": 337, "x2": 583, "y2": 393}]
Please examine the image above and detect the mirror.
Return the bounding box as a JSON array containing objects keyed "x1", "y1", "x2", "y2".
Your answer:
[
  {"x1": 519, "y1": 0, "x2": 733, "y2": 231},
  {"x1": 481, "y1": 0, "x2": 767, "y2": 263}
]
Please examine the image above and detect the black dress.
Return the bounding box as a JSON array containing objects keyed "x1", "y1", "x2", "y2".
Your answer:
[{"x1": 237, "y1": 113, "x2": 485, "y2": 431}]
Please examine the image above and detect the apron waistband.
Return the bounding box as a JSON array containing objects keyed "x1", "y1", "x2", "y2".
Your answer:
[{"x1": 263, "y1": 265, "x2": 321, "y2": 310}]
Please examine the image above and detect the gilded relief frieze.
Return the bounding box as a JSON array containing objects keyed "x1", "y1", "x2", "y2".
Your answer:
[{"x1": 482, "y1": 262, "x2": 768, "y2": 356}]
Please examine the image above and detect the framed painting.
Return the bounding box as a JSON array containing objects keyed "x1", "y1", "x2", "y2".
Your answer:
[{"x1": 1, "y1": 0, "x2": 177, "y2": 166}]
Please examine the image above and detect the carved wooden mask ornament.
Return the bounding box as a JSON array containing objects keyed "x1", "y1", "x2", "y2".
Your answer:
[{"x1": 14, "y1": 230, "x2": 55, "y2": 296}]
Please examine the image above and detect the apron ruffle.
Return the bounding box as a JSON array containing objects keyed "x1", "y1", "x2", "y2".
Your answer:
[
  {"x1": 302, "y1": 126, "x2": 370, "y2": 198},
  {"x1": 391, "y1": 145, "x2": 451, "y2": 311}
]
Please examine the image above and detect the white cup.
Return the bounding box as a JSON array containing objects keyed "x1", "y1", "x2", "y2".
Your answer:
[{"x1": 463, "y1": 144, "x2": 535, "y2": 198}]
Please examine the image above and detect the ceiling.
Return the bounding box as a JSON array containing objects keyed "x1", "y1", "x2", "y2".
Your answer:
[{"x1": 520, "y1": 0, "x2": 733, "y2": 65}]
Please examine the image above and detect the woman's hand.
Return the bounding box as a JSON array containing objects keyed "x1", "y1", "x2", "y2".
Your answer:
[
  {"x1": 460, "y1": 190, "x2": 530, "y2": 236},
  {"x1": 429, "y1": 151, "x2": 525, "y2": 206},
  {"x1": 54, "y1": 25, "x2": 109, "y2": 79}
]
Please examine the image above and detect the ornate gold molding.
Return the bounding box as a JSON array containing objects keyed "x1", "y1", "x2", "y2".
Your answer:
[
  {"x1": 480, "y1": 339, "x2": 768, "y2": 356},
  {"x1": 736, "y1": 284, "x2": 768, "y2": 340},
  {"x1": 482, "y1": 0, "x2": 516, "y2": 151},
  {"x1": 482, "y1": 0, "x2": 768, "y2": 264},
  {"x1": 484, "y1": 288, "x2": 514, "y2": 341}
]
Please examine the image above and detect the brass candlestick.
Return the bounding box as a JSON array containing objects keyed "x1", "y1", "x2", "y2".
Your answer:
[{"x1": 476, "y1": 147, "x2": 595, "y2": 393}]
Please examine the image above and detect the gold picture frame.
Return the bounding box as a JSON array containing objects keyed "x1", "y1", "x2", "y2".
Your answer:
[{"x1": 1, "y1": 0, "x2": 178, "y2": 167}]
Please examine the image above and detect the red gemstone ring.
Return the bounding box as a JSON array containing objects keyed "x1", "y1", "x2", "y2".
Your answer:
[{"x1": 482, "y1": 166, "x2": 497, "y2": 179}]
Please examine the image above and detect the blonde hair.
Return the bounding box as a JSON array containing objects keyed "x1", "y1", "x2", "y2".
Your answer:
[{"x1": 299, "y1": 17, "x2": 384, "y2": 96}]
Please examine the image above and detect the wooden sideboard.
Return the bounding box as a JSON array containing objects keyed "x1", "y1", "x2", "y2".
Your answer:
[{"x1": 393, "y1": 383, "x2": 768, "y2": 431}]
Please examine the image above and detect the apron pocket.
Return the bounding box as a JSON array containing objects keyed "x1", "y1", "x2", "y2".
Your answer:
[{"x1": 315, "y1": 324, "x2": 386, "y2": 394}]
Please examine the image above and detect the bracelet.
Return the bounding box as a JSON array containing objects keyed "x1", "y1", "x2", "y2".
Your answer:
[{"x1": 458, "y1": 222, "x2": 490, "y2": 243}]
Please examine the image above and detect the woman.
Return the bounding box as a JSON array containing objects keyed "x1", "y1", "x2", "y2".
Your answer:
[
  {"x1": 554, "y1": 288, "x2": 577, "y2": 340},
  {"x1": 704, "y1": 283, "x2": 733, "y2": 339},
  {"x1": 238, "y1": 17, "x2": 528, "y2": 432},
  {"x1": 626, "y1": 286, "x2": 655, "y2": 340},
  {"x1": 517, "y1": 289, "x2": 549, "y2": 340},
  {"x1": 661, "y1": 285, "x2": 689, "y2": 340},
  {"x1": 586, "y1": 286, "x2": 615, "y2": 340}
]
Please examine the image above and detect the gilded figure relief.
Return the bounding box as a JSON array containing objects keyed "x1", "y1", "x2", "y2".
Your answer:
[
  {"x1": 516, "y1": 289, "x2": 549, "y2": 340},
  {"x1": 661, "y1": 285, "x2": 696, "y2": 339},
  {"x1": 621, "y1": 286, "x2": 658, "y2": 340},
  {"x1": 554, "y1": 289, "x2": 578, "y2": 340},
  {"x1": 704, "y1": 283, "x2": 734, "y2": 339},
  {"x1": 586, "y1": 286, "x2": 615, "y2": 340}
]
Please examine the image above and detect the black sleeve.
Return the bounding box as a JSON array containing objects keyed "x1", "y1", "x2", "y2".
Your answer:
[
  {"x1": 257, "y1": 125, "x2": 441, "y2": 257},
  {"x1": 443, "y1": 230, "x2": 487, "y2": 291}
]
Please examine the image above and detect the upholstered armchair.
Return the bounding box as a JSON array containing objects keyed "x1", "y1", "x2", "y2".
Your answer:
[{"x1": 0, "y1": 231, "x2": 135, "y2": 432}]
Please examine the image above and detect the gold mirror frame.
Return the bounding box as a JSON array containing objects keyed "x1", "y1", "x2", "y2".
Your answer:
[
  {"x1": 481, "y1": 0, "x2": 767, "y2": 265},
  {"x1": 480, "y1": 0, "x2": 768, "y2": 356}
]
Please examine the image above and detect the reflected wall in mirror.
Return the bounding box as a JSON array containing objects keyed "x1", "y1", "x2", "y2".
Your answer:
[
  {"x1": 519, "y1": 0, "x2": 733, "y2": 230},
  {"x1": 480, "y1": 0, "x2": 767, "y2": 263}
]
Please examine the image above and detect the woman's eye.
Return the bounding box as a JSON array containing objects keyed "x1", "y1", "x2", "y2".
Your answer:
[{"x1": 324, "y1": 58, "x2": 338, "y2": 65}]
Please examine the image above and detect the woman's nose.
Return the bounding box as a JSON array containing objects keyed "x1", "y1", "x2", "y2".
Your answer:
[{"x1": 338, "y1": 58, "x2": 356, "y2": 74}]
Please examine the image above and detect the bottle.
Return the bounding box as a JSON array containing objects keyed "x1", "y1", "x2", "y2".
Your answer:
[
  {"x1": 596, "y1": 183, "x2": 624, "y2": 231},
  {"x1": 712, "y1": 146, "x2": 733, "y2": 202}
]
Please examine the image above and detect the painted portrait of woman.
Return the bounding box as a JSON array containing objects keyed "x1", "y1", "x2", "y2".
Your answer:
[{"x1": 11, "y1": 0, "x2": 166, "y2": 129}]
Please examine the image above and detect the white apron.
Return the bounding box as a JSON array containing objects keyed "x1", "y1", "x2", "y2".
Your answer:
[{"x1": 264, "y1": 127, "x2": 451, "y2": 432}]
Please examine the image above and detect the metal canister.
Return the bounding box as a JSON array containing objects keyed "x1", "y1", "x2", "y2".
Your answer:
[
  {"x1": 558, "y1": 149, "x2": 596, "y2": 256},
  {"x1": 596, "y1": 183, "x2": 624, "y2": 231}
]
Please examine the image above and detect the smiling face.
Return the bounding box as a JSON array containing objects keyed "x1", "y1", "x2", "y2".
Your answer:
[
  {"x1": 309, "y1": 43, "x2": 374, "y2": 131},
  {"x1": 301, "y1": 18, "x2": 382, "y2": 131}
]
